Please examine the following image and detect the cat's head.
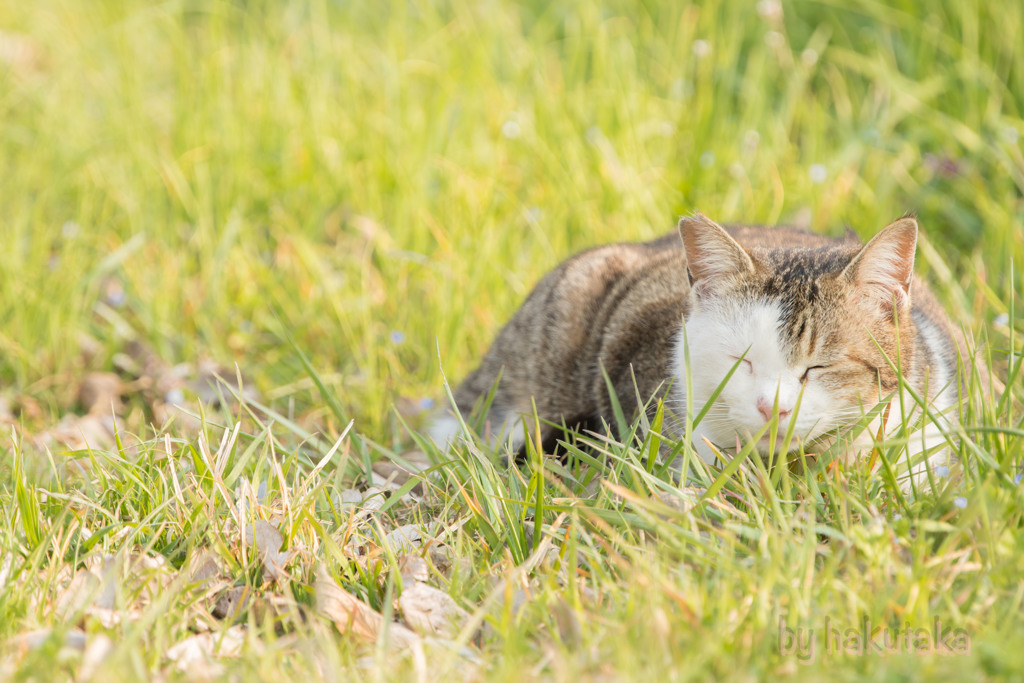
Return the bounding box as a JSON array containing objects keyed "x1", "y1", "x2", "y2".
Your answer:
[{"x1": 675, "y1": 212, "x2": 919, "y2": 454}]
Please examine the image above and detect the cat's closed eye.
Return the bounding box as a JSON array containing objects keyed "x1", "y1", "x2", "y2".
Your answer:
[
  {"x1": 729, "y1": 355, "x2": 753, "y2": 373},
  {"x1": 800, "y1": 365, "x2": 829, "y2": 383}
]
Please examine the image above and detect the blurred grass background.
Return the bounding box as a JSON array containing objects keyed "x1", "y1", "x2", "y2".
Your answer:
[{"x1": 1, "y1": 0, "x2": 1020, "y2": 438}]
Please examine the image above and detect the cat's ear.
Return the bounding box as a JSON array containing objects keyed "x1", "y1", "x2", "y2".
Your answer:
[
  {"x1": 678, "y1": 212, "x2": 756, "y2": 291},
  {"x1": 842, "y1": 216, "x2": 918, "y2": 316}
]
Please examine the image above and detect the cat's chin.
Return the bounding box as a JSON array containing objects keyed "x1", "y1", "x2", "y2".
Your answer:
[
  {"x1": 701, "y1": 431, "x2": 815, "y2": 457},
  {"x1": 754, "y1": 434, "x2": 798, "y2": 456},
  {"x1": 750, "y1": 431, "x2": 821, "y2": 457}
]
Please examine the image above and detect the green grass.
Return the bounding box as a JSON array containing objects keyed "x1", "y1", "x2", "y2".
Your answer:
[{"x1": 1, "y1": 0, "x2": 1023, "y2": 679}]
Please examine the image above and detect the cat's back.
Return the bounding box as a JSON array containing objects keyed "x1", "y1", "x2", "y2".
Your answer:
[{"x1": 540, "y1": 224, "x2": 855, "y2": 326}]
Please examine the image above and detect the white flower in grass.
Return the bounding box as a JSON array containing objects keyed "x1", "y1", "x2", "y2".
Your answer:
[
  {"x1": 692, "y1": 40, "x2": 711, "y2": 59},
  {"x1": 106, "y1": 288, "x2": 126, "y2": 307},
  {"x1": 953, "y1": 496, "x2": 968, "y2": 510},
  {"x1": 994, "y1": 313, "x2": 1009, "y2": 327},
  {"x1": 743, "y1": 130, "x2": 760, "y2": 152},
  {"x1": 501, "y1": 120, "x2": 521, "y2": 139},
  {"x1": 809, "y1": 164, "x2": 827, "y2": 184},
  {"x1": 764, "y1": 31, "x2": 785, "y2": 49},
  {"x1": 756, "y1": 0, "x2": 783, "y2": 20},
  {"x1": 670, "y1": 78, "x2": 693, "y2": 101}
]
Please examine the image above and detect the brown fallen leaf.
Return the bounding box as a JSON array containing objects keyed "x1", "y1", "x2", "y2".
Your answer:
[
  {"x1": 0, "y1": 393, "x2": 13, "y2": 425},
  {"x1": 371, "y1": 461, "x2": 424, "y2": 495},
  {"x1": 165, "y1": 626, "x2": 245, "y2": 672},
  {"x1": 382, "y1": 524, "x2": 432, "y2": 555},
  {"x1": 54, "y1": 552, "x2": 174, "y2": 627},
  {"x1": 398, "y1": 583, "x2": 471, "y2": 639},
  {"x1": 188, "y1": 550, "x2": 224, "y2": 586},
  {"x1": 551, "y1": 598, "x2": 582, "y2": 647},
  {"x1": 212, "y1": 585, "x2": 252, "y2": 621},
  {"x1": 190, "y1": 359, "x2": 261, "y2": 407},
  {"x1": 244, "y1": 520, "x2": 291, "y2": 581},
  {"x1": 37, "y1": 413, "x2": 122, "y2": 451},
  {"x1": 314, "y1": 567, "x2": 421, "y2": 650},
  {"x1": 6, "y1": 628, "x2": 87, "y2": 656},
  {"x1": 78, "y1": 633, "x2": 115, "y2": 682},
  {"x1": 77, "y1": 372, "x2": 123, "y2": 415},
  {"x1": 398, "y1": 555, "x2": 430, "y2": 584},
  {"x1": 115, "y1": 340, "x2": 260, "y2": 433}
]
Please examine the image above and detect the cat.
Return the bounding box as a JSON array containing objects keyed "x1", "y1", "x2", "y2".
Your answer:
[{"x1": 430, "y1": 212, "x2": 965, "y2": 477}]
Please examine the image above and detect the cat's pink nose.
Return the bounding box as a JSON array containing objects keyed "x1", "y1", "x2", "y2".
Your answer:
[{"x1": 757, "y1": 396, "x2": 791, "y2": 423}]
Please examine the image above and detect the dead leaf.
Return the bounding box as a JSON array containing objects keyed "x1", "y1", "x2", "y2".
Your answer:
[
  {"x1": 188, "y1": 550, "x2": 224, "y2": 586},
  {"x1": 371, "y1": 461, "x2": 420, "y2": 491},
  {"x1": 0, "y1": 393, "x2": 13, "y2": 424},
  {"x1": 314, "y1": 567, "x2": 421, "y2": 650},
  {"x1": 249, "y1": 593, "x2": 306, "y2": 632},
  {"x1": 38, "y1": 413, "x2": 122, "y2": 451},
  {"x1": 54, "y1": 552, "x2": 174, "y2": 626},
  {"x1": 358, "y1": 487, "x2": 387, "y2": 512},
  {"x1": 551, "y1": 598, "x2": 582, "y2": 647},
  {"x1": 0, "y1": 553, "x2": 13, "y2": 590},
  {"x1": 77, "y1": 372, "x2": 122, "y2": 415},
  {"x1": 398, "y1": 583, "x2": 471, "y2": 639},
  {"x1": 212, "y1": 585, "x2": 251, "y2": 621},
  {"x1": 398, "y1": 555, "x2": 430, "y2": 584},
  {"x1": 165, "y1": 626, "x2": 245, "y2": 672},
  {"x1": 656, "y1": 487, "x2": 703, "y2": 515},
  {"x1": 335, "y1": 488, "x2": 364, "y2": 512},
  {"x1": 78, "y1": 634, "x2": 115, "y2": 681},
  {"x1": 244, "y1": 520, "x2": 291, "y2": 580},
  {"x1": 190, "y1": 359, "x2": 261, "y2": 407},
  {"x1": 382, "y1": 524, "x2": 431, "y2": 555},
  {"x1": 7, "y1": 628, "x2": 87, "y2": 655}
]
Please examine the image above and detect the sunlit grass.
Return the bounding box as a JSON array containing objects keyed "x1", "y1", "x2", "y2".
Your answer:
[{"x1": 1, "y1": 0, "x2": 1023, "y2": 679}]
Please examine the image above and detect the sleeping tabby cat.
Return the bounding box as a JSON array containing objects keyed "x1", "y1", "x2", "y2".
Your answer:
[{"x1": 431, "y1": 213, "x2": 963, "y2": 473}]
